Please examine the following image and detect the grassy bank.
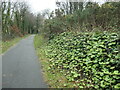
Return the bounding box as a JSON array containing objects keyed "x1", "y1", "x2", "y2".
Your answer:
[
  {"x1": 34, "y1": 31, "x2": 120, "y2": 89},
  {"x1": 34, "y1": 34, "x2": 74, "y2": 88},
  {"x1": 1, "y1": 35, "x2": 29, "y2": 54}
]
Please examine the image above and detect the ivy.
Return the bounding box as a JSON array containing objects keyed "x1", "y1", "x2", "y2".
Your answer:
[{"x1": 45, "y1": 31, "x2": 120, "y2": 89}]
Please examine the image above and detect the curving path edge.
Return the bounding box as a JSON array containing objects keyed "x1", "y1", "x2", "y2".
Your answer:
[{"x1": 2, "y1": 35, "x2": 48, "y2": 88}]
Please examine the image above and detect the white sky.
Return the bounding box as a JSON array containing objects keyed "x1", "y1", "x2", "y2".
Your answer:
[
  {"x1": 27, "y1": 0, "x2": 105, "y2": 14},
  {"x1": 27, "y1": 0, "x2": 57, "y2": 14},
  {"x1": 6, "y1": 0, "x2": 106, "y2": 14}
]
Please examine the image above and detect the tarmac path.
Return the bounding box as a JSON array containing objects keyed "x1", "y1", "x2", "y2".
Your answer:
[{"x1": 2, "y1": 35, "x2": 48, "y2": 88}]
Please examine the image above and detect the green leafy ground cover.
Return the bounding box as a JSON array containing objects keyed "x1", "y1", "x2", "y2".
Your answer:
[
  {"x1": 35, "y1": 31, "x2": 120, "y2": 89},
  {"x1": 34, "y1": 35, "x2": 74, "y2": 88}
]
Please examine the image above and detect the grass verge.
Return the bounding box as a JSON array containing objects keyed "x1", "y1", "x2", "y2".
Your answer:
[
  {"x1": 34, "y1": 34, "x2": 74, "y2": 88},
  {"x1": 1, "y1": 35, "x2": 29, "y2": 54}
]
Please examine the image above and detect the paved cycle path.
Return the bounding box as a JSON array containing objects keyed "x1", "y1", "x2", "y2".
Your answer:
[{"x1": 2, "y1": 35, "x2": 48, "y2": 88}]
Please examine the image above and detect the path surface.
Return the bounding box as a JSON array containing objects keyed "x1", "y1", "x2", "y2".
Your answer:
[{"x1": 2, "y1": 35, "x2": 48, "y2": 88}]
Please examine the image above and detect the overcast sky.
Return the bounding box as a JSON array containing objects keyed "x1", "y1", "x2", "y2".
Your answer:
[
  {"x1": 27, "y1": 0, "x2": 57, "y2": 14},
  {"x1": 27, "y1": 0, "x2": 106, "y2": 14},
  {"x1": 7, "y1": 0, "x2": 106, "y2": 14}
]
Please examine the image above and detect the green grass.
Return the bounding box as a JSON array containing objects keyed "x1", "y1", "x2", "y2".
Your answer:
[
  {"x1": 34, "y1": 31, "x2": 120, "y2": 89},
  {"x1": 1, "y1": 35, "x2": 29, "y2": 54},
  {"x1": 0, "y1": 41, "x2": 2, "y2": 54},
  {"x1": 34, "y1": 34, "x2": 74, "y2": 88}
]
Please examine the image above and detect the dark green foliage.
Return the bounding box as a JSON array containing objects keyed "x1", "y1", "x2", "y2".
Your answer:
[
  {"x1": 2, "y1": 1, "x2": 43, "y2": 41},
  {"x1": 45, "y1": 31, "x2": 120, "y2": 89},
  {"x1": 43, "y1": 2, "x2": 120, "y2": 37}
]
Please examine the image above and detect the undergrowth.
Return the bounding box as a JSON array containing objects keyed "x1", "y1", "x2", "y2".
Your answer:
[
  {"x1": 34, "y1": 31, "x2": 120, "y2": 89},
  {"x1": 45, "y1": 31, "x2": 120, "y2": 89}
]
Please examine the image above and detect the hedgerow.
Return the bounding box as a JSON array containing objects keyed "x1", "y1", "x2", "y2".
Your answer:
[{"x1": 45, "y1": 31, "x2": 120, "y2": 89}]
